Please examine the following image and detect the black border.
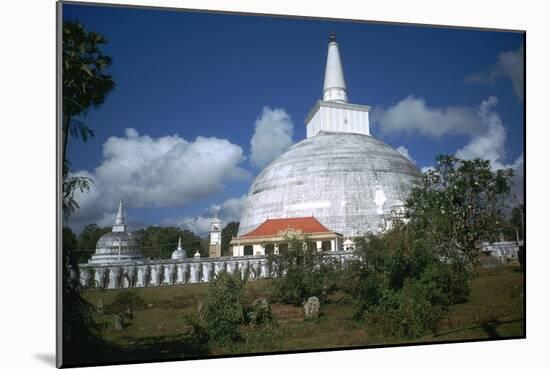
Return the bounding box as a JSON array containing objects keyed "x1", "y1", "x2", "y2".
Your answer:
[{"x1": 56, "y1": 1, "x2": 527, "y2": 368}]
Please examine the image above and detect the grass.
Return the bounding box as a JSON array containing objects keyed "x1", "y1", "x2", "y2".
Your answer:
[{"x1": 80, "y1": 265, "x2": 524, "y2": 364}]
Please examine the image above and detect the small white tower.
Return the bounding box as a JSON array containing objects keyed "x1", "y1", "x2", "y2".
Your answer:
[
  {"x1": 209, "y1": 214, "x2": 222, "y2": 257},
  {"x1": 305, "y1": 32, "x2": 371, "y2": 138}
]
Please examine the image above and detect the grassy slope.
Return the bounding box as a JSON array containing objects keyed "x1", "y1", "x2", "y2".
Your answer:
[{"x1": 81, "y1": 265, "x2": 524, "y2": 362}]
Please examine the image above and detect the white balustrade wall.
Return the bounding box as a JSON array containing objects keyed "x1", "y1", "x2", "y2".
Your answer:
[{"x1": 78, "y1": 252, "x2": 356, "y2": 290}]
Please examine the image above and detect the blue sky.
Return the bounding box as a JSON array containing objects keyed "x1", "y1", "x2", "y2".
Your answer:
[{"x1": 63, "y1": 3, "x2": 524, "y2": 235}]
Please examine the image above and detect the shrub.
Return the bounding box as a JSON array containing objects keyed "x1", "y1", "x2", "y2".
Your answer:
[
  {"x1": 345, "y1": 224, "x2": 470, "y2": 337},
  {"x1": 247, "y1": 298, "x2": 273, "y2": 326},
  {"x1": 385, "y1": 280, "x2": 443, "y2": 338},
  {"x1": 418, "y1": 261, "x2": 470, "y2": 306},
  {"x1": 202, "y1": 272, "x2": 246, "y2": 345},
  {"x1": 182, "y1": 315, "x2": 210, "y2": 351},
  {"x1": 106, "y1": 290, "x2": 145, "y2": 325},
  {"x1": 269, "y1": 236, "x2": 337, "y2": 305}
]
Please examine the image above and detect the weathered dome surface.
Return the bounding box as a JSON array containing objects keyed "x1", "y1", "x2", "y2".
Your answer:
[
  {"x1": 88, "y1": 231, "x2": 144, "y2": 264},
  {"x1": 238, "y1": 131, "x2": 421, "y2": 237}
]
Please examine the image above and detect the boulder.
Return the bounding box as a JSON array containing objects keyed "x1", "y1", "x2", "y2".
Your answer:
[
  {"x1": 303, "y1": 296, "x2": 320, "y2": 320},
  {"x1": 114, "y1": 315, "x2": 123, "y2": 331}
]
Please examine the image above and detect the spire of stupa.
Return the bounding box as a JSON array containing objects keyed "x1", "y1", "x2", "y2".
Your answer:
[
  {"x1": 112, "y1": 198, "x2": 127, "y2": 232},
  {"x1": 323, "y1": 32, "x2": 348, "y2": 103}
]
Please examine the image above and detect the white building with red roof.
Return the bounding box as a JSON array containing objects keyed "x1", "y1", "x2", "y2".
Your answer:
[{"x1": 230, "y1": 216, "x2": 344, "y2": 256}]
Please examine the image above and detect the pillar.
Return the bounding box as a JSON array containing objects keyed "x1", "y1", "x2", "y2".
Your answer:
[
  {"x1": 189, "y1": 263, "x2": 200, "y2": 283},
  {"x1": 202, "y1": 262, "x2": 212, "y2": 282},
  {"x1": 136, "y1": 266, "x2": 148, "y2": 287},
  {"x1": 214, "y1": 262, "x2": 225, "y2": 277},
  {"x1": 107, "y1": 268, "x2": 120, "y2": 289},
  {"x1": 163, "y1": 265, "x2": 174, "y2": 285},
  {"x1": 176, "y1": 264, "x2": 188, "y2": 284}
]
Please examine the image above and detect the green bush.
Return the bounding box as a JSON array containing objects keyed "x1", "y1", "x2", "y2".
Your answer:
[
  {"x1": 202, "y1": 272, "x2": 246, "y2": 345},
  {"x1": 247, "y1": 298, "x2": 273, "y2": 326},
  {"x1": 384, "y1": 280, "x2": 443, "y2": 338},
  {"x1": 345, "y1": 224, "x2": 470, "y2": 337},
  {"x1": 418, "y1": 262, "x2": 470, "y2": 306},
  {"x1": 269, "y1": 236, "x2": 338, "y2": 305}
]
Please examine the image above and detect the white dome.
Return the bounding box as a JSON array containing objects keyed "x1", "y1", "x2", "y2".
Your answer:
[
  {"x1": 88, "y1": 231, "x2": 143, "y2": 264},
  {"x1": 238, "y1": 131, "x2": 421, "y2": 237},
  {"x1": 87, "y1": 199, "x2": 144, "y2": 264}
]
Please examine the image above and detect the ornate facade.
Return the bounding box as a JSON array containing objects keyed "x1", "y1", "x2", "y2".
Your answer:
[{"x1": 231, "y1": 216, "x2": 346, "y2": 256}]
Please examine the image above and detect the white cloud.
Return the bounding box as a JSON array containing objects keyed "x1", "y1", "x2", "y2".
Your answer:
[
  {"x1": 455, "y1": 96, "x2": 506, "y2": 167},
  {"x1": 395, "y1": 145, "x2": 415, "y2": 163},
  {"x1": 250, "y1": 106, "x2": 294, "y2": 168},
  {"x1": 453, "y1": 97, "x2": 522, "y2": 189},
  {"x1": 375, "y1": 96, "x2": 523, "y2": 202},
  {"x1": 373, "y1": 95, "x2": 482, "y2": 138},
  {"x1": 69, "y1": 129, "x2": 250, "y2": 230},
  {"x1": 171, "y1": 195, "x2": 248, "y2": 236},
  {"x1": 466, "y1": 46, "x2": 524, "y2": 100}
]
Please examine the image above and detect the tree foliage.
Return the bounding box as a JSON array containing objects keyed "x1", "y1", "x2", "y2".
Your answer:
[
  {"x1": 221, "y1": 221, "x2": 239, "y2": 256},
  {"x1": 345, "y1": 223, "x2": 470, "y2": 337},
  {"x1": 510, "y1": 204, "x2": 525, "y2": 241},
  {"x1": 62, "y1": 21, "x2": 115, "y2": 220},
  {"x1": 76, "y1": 223, "x2": 111, "y2": 263},
  {"x1": 61, "y1": 22, "x2": 117, "y2": 364},
  {"x1": 62, "y1": 160, "x2": 94, "y2": 220},
  {"x1": 133, "y1": 226, "x2": 201, "y2": 259},
  {"x1": 269, "y1": 236, "x2": 338, "y2": 305},
  {"x1": 62, "y1": 227, "x2": 113, "y2": 364},
  {"x1": 201, "y1": 272, "x2": 247, "y2": 345},
  {"x1": 106, "y1": 290, "x2": 145, "y2": 327},
  {"x1": 406, "y1": 155, "x2": 514, "y2": 266},
  {"x1": 62, "y1": 20, "x2": 115, "y2": 157}
]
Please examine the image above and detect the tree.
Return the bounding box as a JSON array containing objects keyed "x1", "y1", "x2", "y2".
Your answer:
[
  {"x1": 62, "y1": 21, "x2": 115, "y2": 160},
  {"x1": 62, "y1": 21, "x2": 115, "y2": 219},
  {"x1": 61, "y1": 22, "x2": 116, "y2": 364},
  {"x1": 77, "y1": 223, "x2": 111, "y2": 263},
  {"x1": 221, "y1": 221, "x2": 239, "y2": 256},
  {"x1": 62, "y1": 227, "x2": 113, "y2": 364},
  {"x1": 133, "y1": 226, "x2": 201, "y2": 259},
  {"x1": 62, "y1": 160, "x2": 93, "y2": 220},
  {"x1": 106, "y1": 290, "x2": 145, "y2": 327},
  {"x1": 510, "y1": 204, "x2": 525, "y2": 241},
  {"x1": 406, "y1": 155, "x2": 514, "y2": 267}
]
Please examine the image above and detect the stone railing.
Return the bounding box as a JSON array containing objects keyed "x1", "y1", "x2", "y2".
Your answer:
[
  {"x1": 481, "y1": 240, "x2": 524, "y2": 261},
  {"x1": 78, "y1": 251, "x2": 356, "y2": 290}
]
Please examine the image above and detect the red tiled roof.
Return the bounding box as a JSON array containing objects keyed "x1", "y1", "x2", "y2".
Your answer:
[{"x1": 240, "y1": 216, "x2": 332, "y2": 238}]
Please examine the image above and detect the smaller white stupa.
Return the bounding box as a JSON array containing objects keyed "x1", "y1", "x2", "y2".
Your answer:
[
  {"x1": 171, "y1": 236, "x2": 187, "y2": 260},
  {"x1": 88, "y1": 199, "x2": 144, "y2": 264}
]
